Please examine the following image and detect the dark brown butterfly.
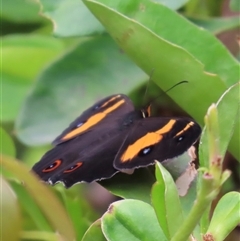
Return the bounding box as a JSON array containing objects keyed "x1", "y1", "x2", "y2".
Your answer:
[{"x1": 32, "y1": 94, "x2": 201, "y2": 188}]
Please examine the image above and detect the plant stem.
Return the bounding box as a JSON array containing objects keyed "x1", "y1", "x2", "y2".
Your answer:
[{"x1": 171, "y1": 176, "x2": 218, "y2": 241}]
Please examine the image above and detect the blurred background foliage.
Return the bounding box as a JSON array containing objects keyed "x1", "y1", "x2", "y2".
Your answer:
[{"x1": 1, "y1": 0, "x2": 239, "y2": 240}]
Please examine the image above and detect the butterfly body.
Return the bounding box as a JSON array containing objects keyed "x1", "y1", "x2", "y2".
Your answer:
[{"x1": 32, "y1": 94, "x2": 201, "y2": 188}]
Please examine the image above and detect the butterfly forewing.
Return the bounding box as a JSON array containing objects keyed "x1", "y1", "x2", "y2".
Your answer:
[
  {"x1": 53, "y1": 94, "x2": 135, "y2": 145},
  {"x1": 32, "y1": 94, "x2": 136, "y2": 186}
]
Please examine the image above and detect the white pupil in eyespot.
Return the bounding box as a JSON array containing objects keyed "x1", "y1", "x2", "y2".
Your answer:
[
  {"x1": 77, "y1": 123, "x2": 83, "y2": 127},
  {"x1": 143, "y1": 147, "x2": 151, "y2": 155},
  {"x1": 178, "y1": 136, "x2": 183, "y2": 141},
  {"x1": 68, "y1": 165, "x2": 77, "y2": 170}
]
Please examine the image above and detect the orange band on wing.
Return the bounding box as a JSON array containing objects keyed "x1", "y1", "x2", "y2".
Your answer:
[
  {"x1": 121, "y1": 119, "x2": 176, "y2": 162},
  {"x1": 104, "y1": 99, "x2": 125, "y2": 114},
  {"x1": 175, "y1": 121, "x2": 194, "y2": 137},
  {"x1": 121, "y1": 132, "x2": 163, "y2": 162},
  {"x1": 62, "y1": 99, "x2": 125, "y2": 141},
  {"x1": 100, "y1": 95, "x2": 121, "y2": 108}
]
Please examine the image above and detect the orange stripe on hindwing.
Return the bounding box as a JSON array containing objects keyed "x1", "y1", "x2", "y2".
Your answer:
[
  {"x1": 174, "y1": 121, "x2": 194, "y2": 137},
  {"x1": 120, "y1": 119, "x2": 176, "y2": 162},
  {"x1": 62, "y1": 98, "x2": 125, "y2": 141}
]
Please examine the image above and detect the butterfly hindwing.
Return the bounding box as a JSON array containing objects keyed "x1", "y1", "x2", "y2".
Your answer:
[{"x1": 113, "y1": 117, "x2": 201, "y2": 170}]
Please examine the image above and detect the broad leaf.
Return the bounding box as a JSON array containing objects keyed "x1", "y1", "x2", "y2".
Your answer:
[{"x1": 102, "y1": 199, "x2": 167, "y2": 241}]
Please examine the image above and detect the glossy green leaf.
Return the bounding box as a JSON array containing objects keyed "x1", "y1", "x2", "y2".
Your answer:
[
  {"x1": 16, "y1": 35, "x2": 146, "y2": 145},
  {"x1": 199, "y1": 82, "x2": 240, "y2": 167},
  {"x1": 38, "y1": 0, "x2": 191, "y2": 37},
  {"x1": 39, "y1": 0, "x2": 104, "y2": 37},
  {"x1": 85, "y1": 0, "x2": 239, "y2": 86},
  {"x1": 1, "y1": 34, "x2": 64, "y2": 121},
  {"x1": 82, "y1": 219, "x2": 106, "y2": 241},
  {"x1": 0, "y1": 127, "x2": 16, "y2": 157},
  {"x1": 101, "y1": 168, "x2": 155, "y2": 204},
  {"x1": 1, "y1": 176, "x2": 21, "y2": 241},
  {"x1": 163, "y1": 151, "x2": 198, "y2": 219},
  {"x1": 84, "y1": 0, "x2": 239, "y2": 159},
  {"x1": 152, "y1": 162, "x2": 184, "y2": 239},
  {"x1": 206, "y1": 192, "x2": 240, "y2": 241},
  {"x1": 102, "y1": 199, "x2": 168, "y2": 241},
  {"x1": 1, "y1": 155, "x2": 76, "y2": 241}
]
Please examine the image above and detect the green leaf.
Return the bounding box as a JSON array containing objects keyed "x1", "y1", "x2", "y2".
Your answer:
[
  {"x1": 38, "y1": 0, "x2": 189, "y2": 37},
  {"x1": 9, "y1": 181, "x2": 52, "y2": 232},
  {"x1": 152, "y1": 162, "x2": 184, "y2": 239},
  {"x1": 204, "y1": 104, "x2": 221, "y2": 167},
  {"x1": 159, "y1": 151, "x2": 201, "y2": 240},
  {"x1": 163, "y1": 151, "x2": 198, "y2": 214},
  {"x1": 39, "y1": 0, "x2": 104, "y2": 37},
  {"x1": 100, "y1": 168, "x2": 155, "y2": 204},
  {"x1": 84, "y1": 0, "x2": 239, "y2": 86},
  {"x1": 206, "y1": 192, "x2": 240, "y2": 241},
  {"x1": 1, "y1": 34, "x2": 64, "y2": 121},
  {"x1": 16, "y1": 35, "x2": 146, "y2": 145},
  {"x1": 1, "y1": 155, "x2": 76, "y2": 241},
  {"x1": 102, "y1": 199, "x2": 168, "y2": 241},
  {"x1": 82, "y1": 219, "x2": 106, "y2": 241},
  {"x1": 0, "y1": 127, "x2": 16, "y2": 157},
  {"x1": 199, "y1": 82, "x2": 240, "y2": 167},
  {"x1": 1, "y1": 0, "x2": 43, "y2": 23},
  {"x1": 1, "y1": 176, "x2": 22, "y2": 241}
]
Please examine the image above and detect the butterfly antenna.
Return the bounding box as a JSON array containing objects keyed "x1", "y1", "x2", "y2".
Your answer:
[
  {"x1": 165, "y1": 80, "x2": 188, "y2": 93},
  {"x1": 145, "y1": 80, "x2": 188, "y2": 109}
]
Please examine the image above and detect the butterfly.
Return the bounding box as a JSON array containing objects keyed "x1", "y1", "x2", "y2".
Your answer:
[{"x1": 32, "y1": 94, "x2": 201, "y2": 188}]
